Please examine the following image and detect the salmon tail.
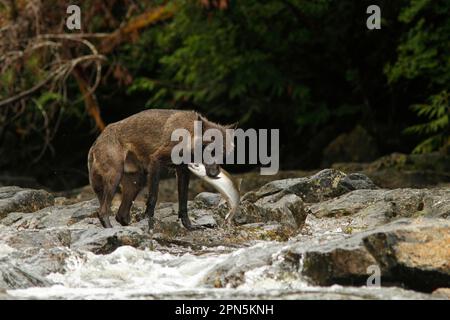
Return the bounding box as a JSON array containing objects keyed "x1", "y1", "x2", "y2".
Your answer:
[
  {"x1": 237, "y1": 178, "x2": 242, "y2": 192},
  {"x1": 225, "y1": 206, "x2": 240, "y2": 226}
]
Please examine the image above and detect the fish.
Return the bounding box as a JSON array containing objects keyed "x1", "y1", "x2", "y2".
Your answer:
[{"x1": 187, "y1": 163, "x2": 241, "y2": 226}]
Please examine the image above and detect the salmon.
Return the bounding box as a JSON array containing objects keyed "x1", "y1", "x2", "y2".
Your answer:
[{"x1": 188, "y1": 163, "x2": 241, "y2": 226}]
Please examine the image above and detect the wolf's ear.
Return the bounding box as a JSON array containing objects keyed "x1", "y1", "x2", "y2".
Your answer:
[{"x1": 225, "y1": 122, "x2": 238, "y2": 130}]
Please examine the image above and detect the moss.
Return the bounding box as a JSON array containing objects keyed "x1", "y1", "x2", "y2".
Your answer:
[
  {"x1": 344, "y1": 226, "x2": 353, "y2": 234},
  {"x1": 412, "y1": 208, "x2": 431, "y2": 218},
  {"x1": 257, "y1": 226, "x2": 296, "y2": 242}
]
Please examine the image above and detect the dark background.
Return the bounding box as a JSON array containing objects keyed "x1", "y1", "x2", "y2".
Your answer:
[{"x1": 0, "y1": 0, "x2": 448, "y2": 190}]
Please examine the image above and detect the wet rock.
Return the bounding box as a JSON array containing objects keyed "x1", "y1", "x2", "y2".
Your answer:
[
  {"x1": 0, "y1": 165, "x2": 447, "y2": 298},
  {"x1": 17, "y1": 247, "x2": 73, "y2": 276},
  {"x1": 0, "y1": 288, "x2": 15, "y2": 299},
  {"x1": 0, "y1": 260, "x2": 53, "y2": 290},
  {"x1": 299, "y1": 239, "x2": 379, "y2": 287},
  {"x1": 0, "y1": 241, "x2": 66, "y2": 290},
  {"x1": 70, "y1": 227, "x2": 152, "y2": 254},
  {"x1": 296, "y1": 218, "x2": 450, "y2": 292},
  {"x1": 202, "y1": 242, "x2": 285, "y2": 288},
  {"x1": 153, "y1": 285, "x2": 433, "y2": 300},
  {"x1": 0, "y1": 186, "x2": 54, "y2": 219},
  {"x1": 148, "y1": 219, "x2": 297, "y2": 250}
]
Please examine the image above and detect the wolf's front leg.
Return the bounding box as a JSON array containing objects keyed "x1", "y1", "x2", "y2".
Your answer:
[{"x1": 145, "y1": 160, "x2": 161, "y2": 231}]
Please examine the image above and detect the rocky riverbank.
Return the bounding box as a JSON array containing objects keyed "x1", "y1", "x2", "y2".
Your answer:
[{"x1": 0, "y1": 168, "x2": 448, "y2": 299}]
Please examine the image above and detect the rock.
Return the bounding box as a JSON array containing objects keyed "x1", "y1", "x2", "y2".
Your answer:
[
  {"x1": 0, "y1": 260, "x2": 53, "y2": 289},
  {"x1": 154, "y1": 284, "x2": 432, "y2": 300},
  {"x1": 239, "y1": 194, "x2": 306, "y2": 228},
  {"x1": 0, "y1": 288, "x2": 15, "y2": 299},
  {"x1": 366, "y1": 169, "x2": 450, "y2": 190},
  {"x1": 243, "y1": 169, "x2": 377, "y2": 203},
  {"x1": 156, "y1": 170, "x2": 316, "y2": 203},
  {"x1": 191, "y1": 209, "x2": 218, "y2": 227},
  {"x1": 432, "y1": 288, "x2": 450, "y2": 299},
  {"x1": 307, "y1": 188, "x2": 450, "y2": 222},
  {"x1": 0, "y1": 241, "x2": 71, "y2": 290},
  {"x1": 53, "y1": 185, "x2": 97, "y2": 205},
  {"x1": 295, "y1": 218, "x2": 450, "y2": 292},
  {"x1": 194, "y1": 192, "x2": 222, "y2": 207},
  {"x1": 0, "y1": 227, "x2": 71, "y2": 250},
  {"x1": 0, "y1": 166, "x2": 447, "y2": 298},
  {"x1": 16, "y1": 247, "x2": 73, "y2": 277},
  {"x1": 309, "y1": 189, "x2": 384, "y2": 218},
  {"x1": 333, "y1": 152, "x2": 450, "y2": 189},
  {"x1": 70, "y1": 227, "x2": 152, "y2": 254},
  {"x1": 228, "y1": 170, "x2": 315, "y2": 197},
  {"x1": 1, "y1": 199, "x2": 100, "y2": 229},
  {"x1": 56, "y1": 152, "x2": 450, "y2": 204},
  {"x1": 202, "y1": 242, "x2": 285, "y2": 288},
  {"x1": 370, "y1": 152, "x2": 450, "y2": 173},
  {"x1": 364, "y1": 220, "x2": 450, "y2": 292},
  {"x1": 339, "y1": 173, "x2": 378, "y2": 191},
  {"x1": 322, "y1": 125, "x2": 379, "y2": 167},
  {"x1": 0, "y1": 186, "x2": 54, "y2": 219},
  {"x1": 134, "y1": 170, "x2": 377, "y2": 240},
  {"x1": 147, "y1": 219, "x2": 297, "y2": 249},
  {"x1": 297, "y1": 239, "x2": 379, "y2": 287}
]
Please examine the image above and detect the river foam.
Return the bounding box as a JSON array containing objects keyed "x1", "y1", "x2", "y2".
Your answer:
[{"x1": 6, "y1": 242, "x2": 428, "y2": 300}]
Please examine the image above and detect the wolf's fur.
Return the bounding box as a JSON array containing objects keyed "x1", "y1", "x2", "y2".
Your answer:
[{"x1": 88, "y1": 109, "x2": 232, "y2": 229}]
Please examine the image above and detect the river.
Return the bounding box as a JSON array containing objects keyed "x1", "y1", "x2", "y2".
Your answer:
[{"x1": 5, "y1": 241, "x2": 429, "y2": 300}]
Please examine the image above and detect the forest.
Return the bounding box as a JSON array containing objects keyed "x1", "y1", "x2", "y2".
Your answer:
[{"x1": 0, "y1": 0, "x2": 449, "y2": 190}]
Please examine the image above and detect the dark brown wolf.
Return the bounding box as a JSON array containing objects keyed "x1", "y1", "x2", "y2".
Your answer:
[{"x1": 88, "y1": 109, "x2": 233, "y2": 230}]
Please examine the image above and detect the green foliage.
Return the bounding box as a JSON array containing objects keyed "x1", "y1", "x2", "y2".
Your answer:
[
  {"x1": 385, "y1": 0, "x2": 450, "y2": 152},
  {"x1": 122, "y1": 0, "x2": 450, "y2": 157},
  {"x1": 126, "y1": 0, "x2": 366, "y2": 134},
  {"x1": 34, "y1": 92, "x2": 63, "y2": 108},
  {"x1": 0, "y1": 69, "x2": 14, "y2": 89},
  {"x1": 404, "y1": 91, "x2": 449, "y2": 153},
  {"x1": 398, "y1": 0, "x2": 430, "y2": 23},
  {"x1": 385, "y1": 19, "x2": 439, "y2": 83}
]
